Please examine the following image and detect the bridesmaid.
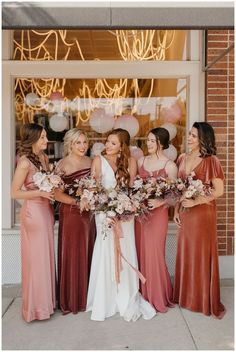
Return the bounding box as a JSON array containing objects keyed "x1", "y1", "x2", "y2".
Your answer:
[
  {"x1": 11, "y1": 123, "x2": 55, "y2": 322},
  {"x1": 54, "y1": 128, "x2": 96, "y2": 315},
  {"x1": 173, "y1": 122, "x2": 226, "y2": 319},
  {"x1": 135, "y1": 127, "x2": 177, "y2": 312}
]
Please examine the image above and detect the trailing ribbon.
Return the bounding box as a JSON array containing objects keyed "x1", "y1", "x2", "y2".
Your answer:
[{"x1": 112, "y1": 219, "x2": 146, "y2": 285}]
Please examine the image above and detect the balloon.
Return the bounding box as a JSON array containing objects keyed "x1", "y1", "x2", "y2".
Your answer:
[
  {"x1": 25, "y1": 93, "x2": 40, "y2": 106},
  {"x1": 49, "y1": 114, "x2": 68, "y2": 132},
  {"x1": 91, "y1": 142, "x2": 105, "y2": 157},
  {"x1": 52, "y1": 100, "x2": 64, "y2": 113},
  {"x1": 89, "y1": 108, "x2": 115, "y2": 134},
  {"x1": 130, "y1": 146, "x2": 144, "y2": 161},
  {"x1": 114, "y1": 115, "x2": 139, "y2": 138},
  {"x1": 163, "y1": 144, "x2": 178, "y2": 161},
  {"x1": 50, "y1": 91, "x2": 63, "y2": 101},
  {"x1": 161, "y1": 123, "x2": 177, "y2": 140},
  {"x1": 160, "y1": 101, "x2": 182, "y2": 123}
]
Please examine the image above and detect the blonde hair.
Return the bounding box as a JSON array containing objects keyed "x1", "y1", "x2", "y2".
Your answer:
[{"x1": 63, "y1": 128, "x2": 88, "y2": 156}]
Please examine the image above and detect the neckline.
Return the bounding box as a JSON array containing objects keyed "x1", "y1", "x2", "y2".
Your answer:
[
  {"x1": 183, "y1": 154, "x2": 204, "y2": 176},
  {"x1": 141, "y1": 156, "x2": 168, "y2": 176},
  {"x1": 101, "y1": 155, "x2": 117, "y2": 173},
  {"x1": 140, "y1": 164, "x2": 166, "y2": 176},
  {"x1": 63, "y1": 167, "x2": 90, "y2": 177}
]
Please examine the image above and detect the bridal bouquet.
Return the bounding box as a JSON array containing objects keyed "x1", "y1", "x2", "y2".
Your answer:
[{"x1": 33, "y1": 163, "x2": 64, "y2": 192}]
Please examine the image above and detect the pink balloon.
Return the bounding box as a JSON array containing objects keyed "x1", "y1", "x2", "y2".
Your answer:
[
  {"x1": 130, "y1": 146, "x2": 144, "y2": 161},
  {"x1": 160, "y1": 102, "x2": 182, "y2": 123},
  {"x1": 50, "y1": 91, "x2": 63, "y2": 101}
]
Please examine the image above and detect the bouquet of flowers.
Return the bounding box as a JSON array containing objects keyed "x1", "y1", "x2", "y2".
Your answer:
[
  {"x1": 129, "y1": 176, "x2": 157, "y2": 215},
  {"x1": 33, "y1": 163, "x2": 64, "y2": 192},
  {"x1": 129, "y1": 175, "x2": 182, "y2": 213},
  {"x1": 182, "y1": 171, "x2": 211, "y2": 199},
  {"x1": 178, "y1": 171, "x2": 212, "y2": 211}
]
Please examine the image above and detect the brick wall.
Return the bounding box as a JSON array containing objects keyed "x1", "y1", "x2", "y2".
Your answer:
[{"x1": 206, "y1": 29, "x2": 234, "y2": 255}]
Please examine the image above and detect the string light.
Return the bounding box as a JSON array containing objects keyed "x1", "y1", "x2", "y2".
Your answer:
[{"x1": 13, "y1": 30, "x2": 176, "y2": 123}]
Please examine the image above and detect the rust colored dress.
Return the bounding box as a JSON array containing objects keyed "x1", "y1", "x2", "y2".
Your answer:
[
  {"x1": 20, "y1": 158, "x2": 56, "y2": 322},
  {"x1": 58, "y1": 168, "x2": 96, "y2": 314},
  {"x1": 173, "y1": 154, "x2": 226, "y2": 319},
  {"x1": 135, "y1": 160, "x2": 175, "y2": 312}
]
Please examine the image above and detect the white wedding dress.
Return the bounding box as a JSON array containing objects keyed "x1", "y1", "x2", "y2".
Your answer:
[{"x1": 86, "y1": 155, "x2": 156, "y2": 321}]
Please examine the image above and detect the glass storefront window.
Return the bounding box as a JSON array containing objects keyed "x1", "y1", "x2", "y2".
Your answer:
[
  {"x1": 14, "y1": 77, "x2": 187, "y2": 225},
  {"x1": 13, "y1": 30, "x2": 187, "y2": 61}
]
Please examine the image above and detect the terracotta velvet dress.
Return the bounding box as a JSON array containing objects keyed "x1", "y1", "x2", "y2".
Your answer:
[
  {"x1": 20, "y1": 159, "x2": 56, "y2": 322},
  {"x1": 58, "y1": 168, "x2": 96, "y2": 314},
  {"x1": 135, "y1": 160, "x2": 175, "y2": 313},
  {"x1": 173, "y1": 154, "x2": 226, "y2": 319}
]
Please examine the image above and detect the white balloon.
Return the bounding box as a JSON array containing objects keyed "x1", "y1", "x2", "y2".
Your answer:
[
  {"x1": 49, "y1": 114, "x2": 68, "y2": 132},
  {"x1": 114, "y1": 115, "x2": 139, "y2": 138},
  {"x1": 161, "y1": 122, "x2": 177, "y2": 140},
  {"x1": 129, "y1": 146, "x2": 144, "y2": 161},
  {"x1": 163, "y1": 144, "x2": 178, "y2": 161},
  {"x1": 90, "y1": 108, "x2": 115, "y2": 134},
  {"x1": 25, "y1": 93, "x2": 40, "y2": 106},
  {"x1": 91, "y1": 142, "x2": 105, "y2": 157},
  {"x1": 52, "y1": 100, "x2": 65, "y2": 113}
]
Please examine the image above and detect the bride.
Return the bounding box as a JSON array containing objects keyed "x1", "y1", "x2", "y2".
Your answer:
[{"x1": 86, "y1": 128, "x2": 156, "y2": 321}]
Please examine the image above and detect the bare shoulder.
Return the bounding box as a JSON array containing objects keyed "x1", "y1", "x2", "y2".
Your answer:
[
  {"x1": 166, "y1": 159, "x2": 178, "y2": 170},
  {"x1": 92, "y1": 155, "x2": 102, "y2": 164},
  {"x1": 91, "y1": 155, "x2": 102, "y2": 169},
  {"x1": 17, "y1": 156, "x2": 31, "y2": 170},
  {"x1": 137, "y1": 156, "x2": 145, "y2": 167},
  {"x1": 55, "y1": 158, "x2": 66, "y2": 173},
  {"x1": 178, "y1": 153, "x2": 186, "y2": 160},
  {"x1": 129, "y1": 156, "x2": 137, "y2": 165},
  {"x1": 83, "y1": 156, "x2": 92, "y2": 167}
]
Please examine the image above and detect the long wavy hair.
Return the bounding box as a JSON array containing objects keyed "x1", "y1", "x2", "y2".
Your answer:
[
  {"x1": 63, "y1": 128, "x2": 88, "y2": 157},
  {"x1": 17, "y1": 123, "x2": 45, "y2": 169},
  {"x1": 193, "y1": 122, "x2": 217, "y2": 157},
  {"x1": 103, "y1": 128, "x2": 131, "y2": 187},
  {"x1": 148, "y1": 127, "x2": 170, "y2": 152}
]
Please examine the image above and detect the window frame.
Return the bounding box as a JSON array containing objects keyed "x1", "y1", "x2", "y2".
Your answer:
[{"x1": 2, "y1": 30, "x2": 205, "y2": 230}]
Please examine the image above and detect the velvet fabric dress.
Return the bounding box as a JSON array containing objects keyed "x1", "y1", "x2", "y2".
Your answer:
[
  {"x1": 135, "y1": 160, "x2": 175, "y2": 312},
  {"x1": 58, "y1": 168, "x2": 96, "y2": 314},
  {"x1": 20, "y1": 159, "x2": 56, "y2": 322},
  {"x1": 173, "y1": 154, "x2": 226, "y2": 319}
]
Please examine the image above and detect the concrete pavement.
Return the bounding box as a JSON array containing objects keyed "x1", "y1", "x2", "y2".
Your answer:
[{"x1": 2, "y1": 280, "x2": 234, "y2": 350}]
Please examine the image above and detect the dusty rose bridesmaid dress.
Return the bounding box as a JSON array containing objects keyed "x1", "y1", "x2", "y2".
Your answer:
[
  {"x1": 135, "y1": 159, "x2": 175, "y2": 313},
  {"x1": 173, "y1": 154, "x2": 226, "y2": 319},
  {"x1": 57, "y1": 168, "x2": 96, "y2": 314},
  {"x1": 20, "y1": 159, "x2": 56, "y2": 322}
]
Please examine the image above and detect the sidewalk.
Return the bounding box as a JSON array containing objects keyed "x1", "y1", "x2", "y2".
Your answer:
[{"x1": 2, "y1": 280, "x2": 234, "y2": 350}]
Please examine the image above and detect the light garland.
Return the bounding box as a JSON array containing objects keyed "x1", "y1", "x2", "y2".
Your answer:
[{"x1": 13, "y1": 30, "x2": 176, "y2": 123}]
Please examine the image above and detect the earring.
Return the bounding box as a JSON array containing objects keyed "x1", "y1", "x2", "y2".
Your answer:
[{"x1": 118, "y1": 150, "x2": 121, "y2": 158}]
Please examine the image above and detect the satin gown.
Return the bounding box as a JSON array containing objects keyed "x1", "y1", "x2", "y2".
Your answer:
[
  {"x1": 58, "y1": 168, "x2": 96, "y2": 314},
  {"x1": 135, "y1": 160, "x2": 175, "y2": 312},
  {"x1": 20, "y1": 158, "x2": 56, "y2": 322},
  {"x1": 86, "y1": 156, "x2": 156, "y2": 321},
  {"x1": 173, "y1": 154, "x2": 226, "y2": 319}
]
